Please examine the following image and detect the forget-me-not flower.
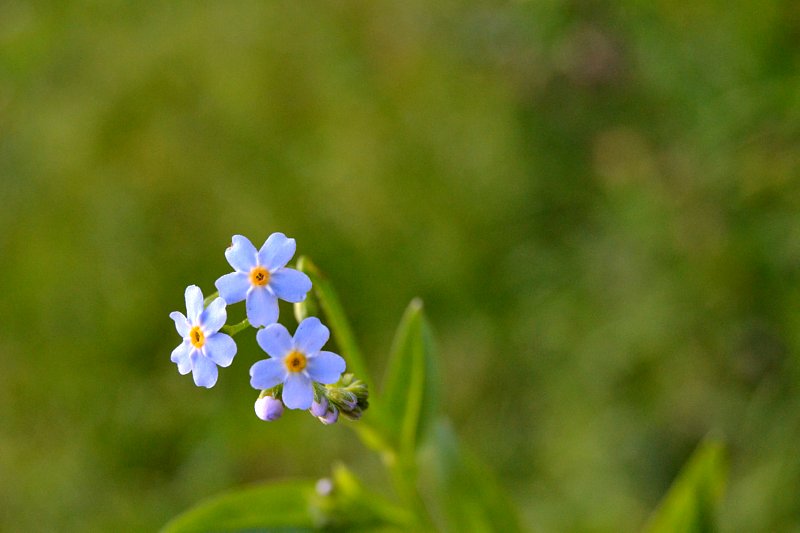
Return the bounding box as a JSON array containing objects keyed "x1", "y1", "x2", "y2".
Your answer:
[
  {"x1": 250, "y1": 317, "x2": 346, "y2": 409},
  {"x1": 215, "y1": 234, "x2": 312, "y2": 327},
  {"x1": 170, "y1": 285, "x2": 237, "y2": 388}
]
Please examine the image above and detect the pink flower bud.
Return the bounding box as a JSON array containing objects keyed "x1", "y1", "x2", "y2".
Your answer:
[
  {"x1": 254, "y1": 395, "x2": 284, "y2": 421},
  {"x1": 310, "y1": 397, "x2": 329, "y2": 417},
  {"x1": 319, "y1": 407, "x2": 339, "y2": 425}
]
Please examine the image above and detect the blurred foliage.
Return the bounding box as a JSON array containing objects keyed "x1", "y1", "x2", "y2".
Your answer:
[
  {"x1": 1, "y1": 0, "x2": 800, "y2": 531},
  {"x1": 644, "y1": 439, "x2": 726, "y2": 533},
  {"x1": 161, "y1": 480, "x2": 318, "y2": 533}
]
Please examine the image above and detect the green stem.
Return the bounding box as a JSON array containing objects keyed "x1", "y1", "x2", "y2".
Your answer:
[
  {"x1": 222, "y1": 318, "x2": 251, "y2": 336},
  {"x1": 346, "y1": 423, "x2": 434, "y2": 531},
  {"x1": 203, "y1": 291, "x2": 220, "y2": 307},
  {"x1": 387, "y1": 454, "x2": 435, "y2": 531}
]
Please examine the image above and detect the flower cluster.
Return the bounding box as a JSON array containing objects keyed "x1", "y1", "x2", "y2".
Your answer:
[{"x1": 169, "y1": 233, "x2": 368, "y2": 424}]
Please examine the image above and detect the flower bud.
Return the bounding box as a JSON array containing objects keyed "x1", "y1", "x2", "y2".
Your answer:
[
  {"x1": 255, "y1": 395, "x2": 284, "y2": 421},
  {"x1": 347, "y1": 381, "x2": 369, "y2": 400},
  {"x1": 328, "y1": 389, "x2": 358, "y2": 410},
  {"x1": 341, "y1": 405, "x2": 363, "y2": 421},
  {"x1": 315, "y1": 477, "x2": 334, "y2": 496},
  {"x1": 310, "y1": 397, "x2": 329, "y2": 417},
  {"x1": 319, "y1": 406, "x2": 339, "y2": 425}
]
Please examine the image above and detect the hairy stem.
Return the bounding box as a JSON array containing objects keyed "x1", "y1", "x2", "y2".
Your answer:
[
  {"x1": 222, "y1": 318, "x2": 251, "y2": 336},
  {"x1": 203, "y1": 291, "x2": 220, "y2": 307}
]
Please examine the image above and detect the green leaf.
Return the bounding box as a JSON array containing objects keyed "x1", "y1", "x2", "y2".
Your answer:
[
  {"x1": 643, "y1": 439, "x2": 727, "y2": 533},
  {"x1": 381, "y1": 299, "x2": 439, "y2": 456},
  {"x1": 419, "y1": 418, "x2": 523, "y2": 533},
  {"x1": 313, "y1": 462, "x2": 414, "y2": 531},
  {"x1": 295, "y1": 256, "x2": 372, "y2": 391},
  {"x1": 160, "y1": 480, "x2": 316, "y2": 533}
]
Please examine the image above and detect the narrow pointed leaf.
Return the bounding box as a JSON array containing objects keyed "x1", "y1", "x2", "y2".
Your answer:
[
  {"x1": 643, "y1": 439, "x2": 727, "y2": 533},
  {"x1": 418, "y1": 418, "x2": 523, "y2": 533},
  {"x1": 160, "y1": 480, "x2": 316, "y2": 533},
  {"x1": 381, "y1": 299, "x2": 439, "y2": 455},
  {"x1": 295, "y1": 256, "x2": 372, "y2": 391}
]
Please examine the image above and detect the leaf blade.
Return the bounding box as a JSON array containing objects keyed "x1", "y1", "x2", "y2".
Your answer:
[
  {"x1": 160, "y1": 480, "x2": 316, "y2": 533},
  {"x1": 419, "y1": 418, "x2": 523, "y2": 533},
  {"x1": 643, "y1": 439, "x2": 727, "y2": 533},
  {"x1": 381, "y1": 299, "x2": 439, "y2": 456}
]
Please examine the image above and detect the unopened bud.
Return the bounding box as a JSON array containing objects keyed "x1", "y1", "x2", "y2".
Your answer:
[
  {"x1": 347, "y1": 381, "x2": 368, "y2": 400},
  {"x1": 255, "y1": 395, "x2": 284, "y2": 421},
  {"x1": 329, "y1": 389, "x2": 358, "y2": 410},
  {"x1": 341, "y1": 405, "x2": 363, "y2": 421},
  {"x1": 310, "y1": 397, "x2": 329, "y2": 417},
  {"x1": 320, "y1": 406, "x2": 339, "y2": 425},
  {"x1": 315, "y1": 477, "x2": 334, "y2": 496}
]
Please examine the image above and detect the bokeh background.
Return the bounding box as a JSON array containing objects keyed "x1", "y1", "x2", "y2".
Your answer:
[{"x1": 2, "y1": 1, "x2": 800, "y2": 531}]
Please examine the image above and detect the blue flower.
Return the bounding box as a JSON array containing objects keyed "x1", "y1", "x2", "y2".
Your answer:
[
  {"x1": 170, "y1": 285, "x2": 237, "y2": 388},
  {"x1": 215, "y1": 234, "x2": 312, "y2": 327},
  {"x1": 250, "y1": 317, "x2": 346, "y2": 410}
]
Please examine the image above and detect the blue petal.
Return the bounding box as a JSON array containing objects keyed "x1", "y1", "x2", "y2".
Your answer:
[
  {"x1": 294, "y1": 317, "x2": 329, "y2": 355},
  {"x1": 256, "y1": 323, "x2": 293, "y2": 358},
  {"x1": 215, "y1": 271, "x2": 249, "y2": 304},
  {"x1": 203, "y1": 332, "x2": 236, "y2": 367},
  {"x1": 250, "y1": 358, "x2": 286, "y2": 390},
  {"x1": 185, "y1": 285, "x2": 204, "y2": 323},
  {"x1": 190, "y1": 352, "x2": 218, "y2": 388},
  {"x1": 282, "y1": 372, "x2": 313, "y2": 409},
  {"x1": 225, "y1": 235, "x2": 258, "y2": 272},
  {"x1": 171, "y1": 341, "x2": 192, "y2": 375},
  {"x1": 270, "y1": 268, "x2": 312, "y2": 303},
  {"x1": 258, "y1": 232, "x2": 296, "y2": 270},
  {"x1": 200, "y1": 297, "x2": 227, "y2": 333},
  {"x1": 306, "y1": 351, "x2": 346, "y2": 384},
  {"x1": 170, "y1": 311, "x2": 190, "y2": 337},
  {"x1": 246, "y1": 287, "x2": 279, "y2": 327}
]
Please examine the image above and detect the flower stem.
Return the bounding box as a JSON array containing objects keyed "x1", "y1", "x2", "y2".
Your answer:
[
  {"x1": 388, "y1": 454, "x2": 435, "y2": 531},
  {"x1": 203, "y1": 291, "x2": 220, "y2": 307},
  {"x1": 222, "y1": 318, "x2": 251, "y2": 336},
  {"x1": 346, "y1": 423, "x2": 434, "y2": 530}
]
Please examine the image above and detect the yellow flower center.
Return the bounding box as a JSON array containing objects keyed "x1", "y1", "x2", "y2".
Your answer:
[
  {"x1": 284, "y1": 350, "x2": 307, "y2": 373},
  {"x1": 189, "y1": 326, "x2": 205, "y2": 349},
  {"x1": 250, "y1": 266, "x2": 270, "y2": 287}
]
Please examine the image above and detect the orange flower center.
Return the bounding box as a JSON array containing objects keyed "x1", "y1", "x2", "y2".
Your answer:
[
  {"x1": 250, "y1": 266, "x2": 270, "y2": 287},
  {"x1": 284, "y1": 350, "x2": 307, "y2": 373},
  {"x1": 189, "y1": 326, "x2": 205, "y2": 349}
]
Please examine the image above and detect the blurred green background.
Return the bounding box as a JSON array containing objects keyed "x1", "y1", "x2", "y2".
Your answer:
[{"x1": 2, "y1": 1, "x2": 800, "y2": 531}]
